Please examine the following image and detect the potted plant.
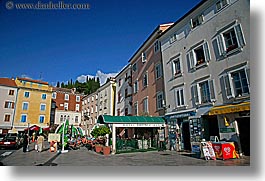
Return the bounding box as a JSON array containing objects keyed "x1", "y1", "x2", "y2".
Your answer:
[{"x1": 91, "y1": 125, "x2": 111, "y2": 154}]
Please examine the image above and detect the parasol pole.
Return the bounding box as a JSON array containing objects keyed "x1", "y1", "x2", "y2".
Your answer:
[
  {"x1": 27, "y1": 123, "x2": 30, "y2": 152},
  {"x1": 61, "y1": 119, "x2": 68, "y2": 153}
]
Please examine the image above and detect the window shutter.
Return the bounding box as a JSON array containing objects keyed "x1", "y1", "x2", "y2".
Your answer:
[
  {"x1": 12, "y1": 102, "x2": 15, "y2": 109},
  {"x1": 223, "y1": 74, "x2": 234, "y2": 98},
  {"x1": 190, "y1": 19, "x2": 194, "y2": 29},
  {"x1": 171, "y1": 61, "x2": 175, "y2": 78},
  {"x1": 187, "y1": 51, "x2": 195, "y2": 70},
  {"x1": 245, "y1": 68, "x2": 250, "y2": 90},
  {"x1": 199, "y1": 15, "x2": 204, "y2": 24},
  {"x1": 217, "y1": 35, "x2": 225, "y2": 56},
  {"x1": 191, "y1": 84, "x2": 199, "y2": 105},
  {"x1": 174, "y1": 89, "x2": 178, "y2": 107},
  {"x1": 203, "y1": 42, "x2": 211, "y2": 62},
  {"x1": 209, "y1": 79, "x2": 216, "y2": 101},
  {"x1": 235, "y1": 24, "x2": 246, "y2": 48}
]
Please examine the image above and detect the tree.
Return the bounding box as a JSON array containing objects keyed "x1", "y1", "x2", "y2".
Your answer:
[
  {"x1": 91, "y1": 126, "x2": 111, "y2": 138},
  {"x1": 56, "y1": 81, "x2": 60, "y2": 87}
]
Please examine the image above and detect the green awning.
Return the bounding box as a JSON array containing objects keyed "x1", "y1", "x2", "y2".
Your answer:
[{"x1": 97, "y1": 115, "x2": 165, "y2": 124}]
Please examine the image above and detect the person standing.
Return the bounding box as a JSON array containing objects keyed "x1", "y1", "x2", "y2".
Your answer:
[
  {"x1": 37, "y1": 133, "x2": 44, "y2": 152},
  {"x1": 22, "y1": 134, "x2": 28, "y2": 153}
]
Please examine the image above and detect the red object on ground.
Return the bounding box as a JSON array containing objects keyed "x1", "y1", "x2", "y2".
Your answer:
[{"x1": 212, "y1": 142, "x2": 239, "y2": 160}]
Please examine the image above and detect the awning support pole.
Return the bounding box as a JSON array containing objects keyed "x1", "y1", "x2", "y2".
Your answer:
[{"x1": 112, "y1": 124, "x2": 116, "y2": 154}]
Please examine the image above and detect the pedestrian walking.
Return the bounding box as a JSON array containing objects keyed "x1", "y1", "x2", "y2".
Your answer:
[
  {"x1": 22, "y1": 134, "x2": 28, "y2": 153},
  {"x1": 36, "y1": 133, "x2": 45, "y2": 152}
]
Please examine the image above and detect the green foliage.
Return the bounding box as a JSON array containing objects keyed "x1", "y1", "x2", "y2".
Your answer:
[
  {"x1": 58, "y1": 77, "x2": 100, "y2": 95},
  {"x1": 91, "y1": 126, "x2": 111, "y2": 138}
]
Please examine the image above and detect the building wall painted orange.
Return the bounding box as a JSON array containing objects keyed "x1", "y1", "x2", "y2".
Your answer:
[{"x1": 14, "y1": 78, "x2": 52, "y2": 130}]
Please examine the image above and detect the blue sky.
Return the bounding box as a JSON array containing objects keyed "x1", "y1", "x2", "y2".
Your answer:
[{"x1": 0, "y1": 0, "x2": 201, "y2": 85}]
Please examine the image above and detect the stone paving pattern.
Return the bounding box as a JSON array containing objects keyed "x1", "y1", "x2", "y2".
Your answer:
[{"x1": 1, "y1": 141, "x2": 250, "y2": 166}]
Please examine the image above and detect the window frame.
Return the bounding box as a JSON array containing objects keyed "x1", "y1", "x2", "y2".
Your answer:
[
  {"x1": 142, "y1": 72, "x2": 148, "y2": 88},
  {"x1": 9, "y1": 90, "x2": 14, "y2": 95},
  {"x1": 154, "y1": 40, "x2": 160, "y2": 53},
  {"x1": 22, "y1": 102, "x2": 29, "y2": 111},
  {"x1": 39, "y1": 115, "x2": 45, "y2": 123},
  {"x1": 76, "y1": 96, "x2": 80, "y2": 102},
  {"x1": 191, "y1": 14, "x2": 204, "y2": 29},
  {"x1": 42, "y1": 93, "x2": 47, "y2": 100},
  {"x1": 187, "y1": 41, "x2": 210, "y2": 70},
  {"x1": 75, "y1": 116, "x2": 79, "y2": 123},
  {"x1": 143, "y1": 97, "x2": 149, "y2": 114},
  {"x1": 155, "y1": 63, "x2": 163, "y2": 79},
  {"x1": 24, "y1": 91, "x2": 30, "y2": 98},
  {"x1": 216, "y1": 23, "x2": 246, "y2": 57},
  {"x1": 40, "y1": 103, "x2": 46, "y2": 111},
  {"x1": 4, "y1": 101, "x2": 14, "y2": 109},
  {"x1": 156, "y1": 92, "x2": 164, "y2": 110},
  {"x1": 21, "y1": 114, "x2": 27, "y2": 123},
  {"x1": 191, "y1": 79, "x2": 216, "y2": 105},
  {"x1": 172, "y1": 56, "x2": 182, "y2": 77},
  {"x1": 64, "y1": 94, "x2": 69, "y2": 101},
  {"x1": 134, "y1": 80, "x2": 139, "y2": 93},
  {"x1": 216, "y1": 0, "x2": 229, "y2": 12},
  {"x1": 174, "y1": 87, "x2": 185, "y2": 108},
  {"x1": 134, "y1": 102, "x2": 138, "y2": 116},
  {"x1": 52, "y1": 92, "x2": 57, "y2": 99},
  {"x1": 4, "y1": 114, "x2": 11, "y2": 122},
  {"x1": 221, "y1": 67, "x2": 250, "y2": 99},
  {"x1": 64, "y1": 103, "x2": 68, "y2": 110},
  {"x1": 76, "y1": 104, "x2": 80, "y2": 112}
]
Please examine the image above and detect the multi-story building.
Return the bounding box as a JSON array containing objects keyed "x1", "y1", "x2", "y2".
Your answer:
[
  {"x1": 0, "y1": 78, "x2": 18, "y2": 134},
  {"x1": 160, "y1": 0, "x2": 250, "y2": 155},
  {"x1": 13, "y1": 77, "x2": 52, "y2": 131},
  {"x1": 51, "y1": 87, "x2": 83, "y2": 128},
  {"x1": 81, "y1": 91, "x2": 99, "y2": 135},
  {"x1": 97, "y1": 78, "x2": 116, "y2": 116},
  {"x1": 115, "y1": 64, "x2": 133, "y2": 116},
  {"x1": 130, "y1": 23, "x2": 172, "y2": 117}
]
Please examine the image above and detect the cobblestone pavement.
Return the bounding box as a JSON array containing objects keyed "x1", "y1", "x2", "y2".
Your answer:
[{"x1": 0, "y1": 141, "x2": 250, "y2": 166}]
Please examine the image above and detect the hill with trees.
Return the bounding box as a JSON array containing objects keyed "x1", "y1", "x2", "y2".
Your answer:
[{"x1": 56, "y1": 77, "x2": 100, "y2": 95}]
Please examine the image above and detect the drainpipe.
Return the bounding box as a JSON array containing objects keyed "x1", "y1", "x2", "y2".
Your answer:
[
  {"x1": 11, "y1": 87, "x2": 19, "y2": 130},
  {"x1": 112, "y1": 124, "x2": 116, "y2": 154}
]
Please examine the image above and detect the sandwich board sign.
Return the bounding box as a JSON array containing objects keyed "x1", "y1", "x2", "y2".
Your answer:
[{"x1": 201, "y1": 141, "x2": 216, "y2": 160}]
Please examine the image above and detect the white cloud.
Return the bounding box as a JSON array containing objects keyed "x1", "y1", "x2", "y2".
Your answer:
[
  {"x1": 96, "y1": 70, "x2": 117, "y2": 85},
  {"x1": 20, "y1": 74, "x2": 32, "y2": 79},
  {"x1": 77, "y1": 74, "x2": 95, "y2": 83},
  {"x1": 76, "y1": 70, "x2": 117, "y2": 86}
]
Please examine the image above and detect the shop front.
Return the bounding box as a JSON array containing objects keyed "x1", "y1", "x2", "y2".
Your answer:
[
  {"x1": 165, "y1": 109, "x2": 196, "y2": 151},
  {"x1": 165, "y1": 106, "x2": 213, "y2": 152},
  {"x1": 208, "y1": 101, "x2": 250, "y2": 156},
  {"x1": 97, "y1": 115, "x2": 166, "y2": 154}
]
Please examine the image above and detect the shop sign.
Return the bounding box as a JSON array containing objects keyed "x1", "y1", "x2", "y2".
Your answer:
[
  {"x1": 169, "y1": 113, "x2": 193, "y2": 119},
  {"x1": 220, "y1": 128, "x2": 235, "y2": 133},
  {"x1": 113, "y1": 123, "x2": 165, "y2": 128}
]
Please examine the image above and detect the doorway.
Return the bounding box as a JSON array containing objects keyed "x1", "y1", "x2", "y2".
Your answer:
[
  {"x1": 203, "y1": 116, "x2": 219, "y2": 140},
  {"x1": 182, "y1": 121, "x2": 191, "y2": 151},
  {"x1": 236, "y1": 117, "x2": 250, "y2": 156}
]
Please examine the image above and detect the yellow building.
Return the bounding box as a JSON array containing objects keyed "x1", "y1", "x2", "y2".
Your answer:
[{"x1": 14, "y1": 77, "x2": 52, "y2": 131}]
